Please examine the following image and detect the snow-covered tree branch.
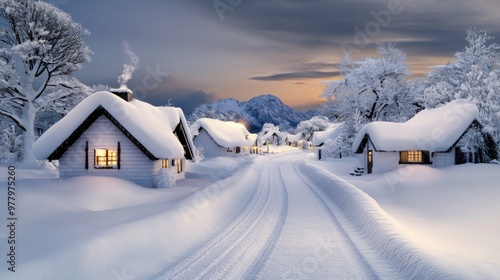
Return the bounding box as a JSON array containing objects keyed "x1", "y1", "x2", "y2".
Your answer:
[
  {"x1": 425, "y1": 28, "x2": 500, "y2": 160},
  {"x1": 320, "y1": 43, "x2": 420, "y2": 154},
  {"x1": 0, "y1": 0, "x2": 92, "y2": 166}
]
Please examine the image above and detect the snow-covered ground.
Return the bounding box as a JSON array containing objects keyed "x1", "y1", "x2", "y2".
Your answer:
[
  {"x1": 307, "y1": 156, "x2": 500, "y2": 278},
  {"x1": 0, "y1": 148, "x2": 498, "y2": 279}
]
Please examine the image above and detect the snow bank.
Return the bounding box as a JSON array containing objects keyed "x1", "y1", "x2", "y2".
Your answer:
[
  {"x1": 299, "y1": 162, "x2": 466, "y2": 279},
  {"x1": 193, "y1": 118, "x2": 250, "y2": 147},
  {"x1": 352, "y1": 99, "x2": 478, "y2": 152},
  {"x1": 0, "y1": 157, "x2": 262, "y2": 280},
  {"x1": 33, "y1": 91, "x2": 191, "y2": 159}
]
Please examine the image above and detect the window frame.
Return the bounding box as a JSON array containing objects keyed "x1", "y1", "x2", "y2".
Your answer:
[
  {"x1": 399, "y1": 150, "x2": 431, "y2": 164},
  {"x1": 94, "y1": 148, "x2": 119, "y2": 169}
]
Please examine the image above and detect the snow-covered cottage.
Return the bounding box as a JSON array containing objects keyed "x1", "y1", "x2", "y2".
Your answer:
[
  {"x1": 192, "y1": 118, "x2": 250, "y2": 157},
  {"x1": 312, "y1": 123, "x2": 344, "y2": 160},
  {"x1": 259, "y1": 128, "x2": 286, "y2": 146},
  {"x1": 312, "y1": 123, "x2": 344, "y2": 147},
  {"x1": 33, "y1": 89, "x2": 195, "y2": 187},
  {"x1": 285, "y1": 133, "x2": 306, "y2": 148},
  {"x1": 352, "y1": 100, "x2": 483, "y2": 174}
]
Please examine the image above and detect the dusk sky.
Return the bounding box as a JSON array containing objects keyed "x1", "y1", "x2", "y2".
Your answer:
[{"x1": 49, "y1": 0, "x2": 500, "y2": 113}]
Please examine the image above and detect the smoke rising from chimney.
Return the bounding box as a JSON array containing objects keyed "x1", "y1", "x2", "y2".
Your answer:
[{"x1": 117, "y1": 41, "x2": 139, "y2": 87}]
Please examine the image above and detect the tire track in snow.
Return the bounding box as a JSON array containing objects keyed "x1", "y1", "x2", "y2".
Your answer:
[
  {"x1": 292, "y1": 161, "x2": 380, "y2": 279},
  {"x1": 256, "y1": 154, "x2": 379, "y2": 279},
  {"x1": 242, "y1": 161, "x2": 289, "y2": 278},
  {"x1": 157, "y1": 157, "x2": 288, "y2": 280}
]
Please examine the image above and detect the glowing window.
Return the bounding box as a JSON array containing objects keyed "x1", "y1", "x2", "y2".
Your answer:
[
  {"x1": 94, "y1": 149, "x2": 118, "y2": 169},
  {"x1": 177, "y1": 159, "x2": 183, "y2": 173},
  {"x1": 400, "y1": 150, "x2": 424, "y2": 163},
  {"x1": 162, "y1": 159, "x2": 169, "y2": 169},
  {"x1": 407, "y1": 150, "x2": 422, "y2": 162}
]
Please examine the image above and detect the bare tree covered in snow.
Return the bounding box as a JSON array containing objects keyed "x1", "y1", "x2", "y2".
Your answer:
[
  {"x1": 295, "y1": 116, "x2": 330, "y2": 140},
  {"x1": 0, "y1": 0, "x2": 92, "y2": 166},
  {"x1": 425, "y1": 28, "x2": 500, "y2": 160},
  {"x1": 320, "y1": 43, "x2": 420, "y2": 154}
]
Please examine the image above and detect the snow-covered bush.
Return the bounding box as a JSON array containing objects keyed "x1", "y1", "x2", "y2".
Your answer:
[
  {"x1": 194, "y1": 145, "x2": 205, "y2": 163},
  {"x1": 190, "y1": 122, "x2": 201, "y2": 138},
  {"x1": 0, "y1": 124, "x2": 23, "y2": 163},
  {"x1": 154, "y1": 168, "x2": 177, "y2": 188},
  {"x1": 38, "y1": 160, "x2": 59, "y2": 173},
  {"x1": 320, "y1": 138, "x2": 343, "y2": 159}
]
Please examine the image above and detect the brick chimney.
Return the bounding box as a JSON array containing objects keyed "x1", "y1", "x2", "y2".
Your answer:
[{"x1": 110, "y1": 87, "x2": 133, "y2": 102}]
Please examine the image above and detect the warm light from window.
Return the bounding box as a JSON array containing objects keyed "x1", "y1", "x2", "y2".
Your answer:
[
  {"x1": 407, "y1": 150, "x2": 422, "y2": 162},
  {"x1": 162, "y1": 159, "x2": 169, "y2": 169},
  {"x1": 94, "y1": 148, "x2": 118, "y2": 168},
  {"x1": 177, "y1": 159, "x2": 182, "y2": 173}
]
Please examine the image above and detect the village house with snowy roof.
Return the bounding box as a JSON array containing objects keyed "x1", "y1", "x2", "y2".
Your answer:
[
  {"x1": 259, "y1": 127, "x2": 286, "y2": 146},
  {"x1": 311, "y1": 122, "x2": 344, "y2": 160},
  {"x1": 284, "y1": 132, "x2": 307, "y2": 148},
  {"x1": 192, "y1": 118, "x2": 255, "y2": 157},
  {"x1": 33, "y1": 88, "x2": 195, "y2": 187},
  {"x1": 352, "y1": 99, "x2": 487, "y2": 175}
]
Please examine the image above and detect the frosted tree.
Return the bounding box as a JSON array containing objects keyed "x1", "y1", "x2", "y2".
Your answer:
[
  {"x1": 0, "y1": 123, "x2": 22, "y2": 163},
  {"x1": 260, "y1": 123, "x2": 277, "y2": 132},
  {"x1": 425, "y1": 28, "x2": 500, "y2": 160},
  {"x1": 295, "y1": 116, "x2": 330, "y2": 140},
  {"x1": 426, "y1": 28, "x2": 500, "y2": 107},
  {"x1": 0, "y1": 0, "x2": 92, "y2": 166},
  {"x1": 320, "y1": 43, "x2": 420, "y2": 154}
]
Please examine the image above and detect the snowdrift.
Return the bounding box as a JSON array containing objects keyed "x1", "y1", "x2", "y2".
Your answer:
[
  {"x1": 0, "y1": 158, "x2": 262, "y2": 280},
  {"x1": 299, "y1": 162, "x2": 467, "y2": 279}
]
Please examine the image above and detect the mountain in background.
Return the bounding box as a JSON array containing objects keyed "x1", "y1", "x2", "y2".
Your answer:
[{"x1": 187, "y1": 94, "x2": 316, "y2": 133}]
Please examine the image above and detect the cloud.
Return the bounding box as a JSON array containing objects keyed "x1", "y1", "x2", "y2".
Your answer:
[
  {"x1": 250, "y1": 71, "x2": 341, "y2": 81},
  {"x1": 188, "y1": 0, "x2": 500, "y2": 57},
  {"x1": 136, "y1": 88, "x2": 216, "y2": 114}
]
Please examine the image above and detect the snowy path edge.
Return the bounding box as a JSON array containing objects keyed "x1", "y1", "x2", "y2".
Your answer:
[{"x1": 299, "y1": 161, "x2": 467, "y2": 279}]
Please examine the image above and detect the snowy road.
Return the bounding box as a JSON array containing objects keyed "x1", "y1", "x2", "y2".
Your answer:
[{"x1": 158, "y1": 152, "x2": 377, "y2": 279}]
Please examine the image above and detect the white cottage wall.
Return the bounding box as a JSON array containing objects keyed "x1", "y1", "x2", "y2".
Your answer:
[
  {"x1": 433, "y1": 152, "x2": 455, "y2": 167},
  {"x1": 194, "y1": 129, "x2": 235, "y2": 158},
  {"x1": 364, "y1": 141, "x2": 399, "y2": 174},
  {"x1": 59, "y1": 116, "x2": 156, "y2": 187}
]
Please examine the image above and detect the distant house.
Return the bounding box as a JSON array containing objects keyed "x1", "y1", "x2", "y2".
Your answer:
[
  {"x1": 33, "y1": 89, "x2": 195, "y2": 187},
  {"x1": 352, "y1": 100, "x2": 484, "y2": 174},
  {"x1": 285, "y1": 133, "x2": 306, "y2": 148},
  {"x1": 312, "y1": 123, "x2": 344, "y2": 147},
  {"x1": 192, "y1": 118, "x2": 251, "y2": 157},
  {"x1": 245, "y1": 133, "x2": 259, "y2": 154},
  {"x1": 259, "y1": 127, "x2": 286, "y2": 146},
  {"x1": 312, "y1": 123, "x2": 344, "y2": 160}
]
